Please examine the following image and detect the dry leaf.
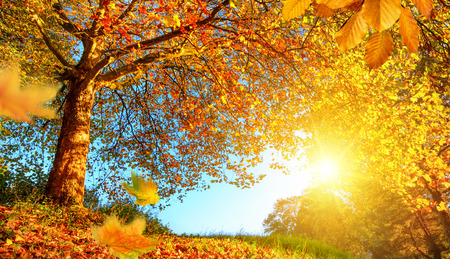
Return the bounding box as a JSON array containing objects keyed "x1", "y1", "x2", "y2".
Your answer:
[
  {"x1": 0, "y1": 66, "x2": 58, "y2": 122},
  {"x1": 91, "y1": 215, "x2": 158, "y2": 259},
  {"x1": 282, "y1": 0, "x2": 312, "y2": 20},
  {"x1": 411, "y1": 0, "x2": 433, "y2": 18},
  {"x1": 315, "y1": 3, "x2": 335, "y2": 18},
  {"x1": 335, "y1": 11, "x2": 368, "y2": 52},
  {"x1": 121, "y1": 171, "x2": 160, "y2": 206},
  {"x1": 365, "y1": 31, "x2": 394, "y2": 69},
  {"x1": 362, "y1": 0, "x2": 401, "y2": 31},
  {"x1": 399, "y1": 7, "x2": 420, "y2": 53},
  {"x1": 316, "y1": 0, "x2": 358, "y2": 9}
]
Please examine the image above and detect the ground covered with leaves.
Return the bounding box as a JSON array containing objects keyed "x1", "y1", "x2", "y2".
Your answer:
[{"x1": 0, "y1": 201, "x2": 325, "y2": 258}]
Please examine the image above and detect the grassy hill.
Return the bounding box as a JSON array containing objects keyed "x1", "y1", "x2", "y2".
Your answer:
[{"x1": 0, "y1": 200, "x2": 354, "y2": 258}]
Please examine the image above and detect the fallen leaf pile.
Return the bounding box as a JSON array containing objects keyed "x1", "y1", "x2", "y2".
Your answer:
[{"x1": 0, "y1": 201, "x2": 294, "y2": 258}]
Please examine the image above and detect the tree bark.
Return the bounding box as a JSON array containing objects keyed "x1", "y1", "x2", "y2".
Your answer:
[{"x1": 44, "y1": 75, "x2": 97, "y2": 206}]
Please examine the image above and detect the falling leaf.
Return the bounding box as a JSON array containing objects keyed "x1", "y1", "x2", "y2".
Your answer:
[
  {"x1": 0, "y1": 65, "x2": 58, "y2": 122},
  {"x1": 361, "y1": 0, "x2": 401, "y2": 31},
  {"x1": 282, "y1": 0, "x2": 311, "y2": 20},
  {"x1": 315, "y1": 4, "x2": 335, "y2": 18},
  {"x1": 399, "y1": 7, "x2": 419, "y2": 54},
  {"x1": 316, "y1": 0, "x2": 358, "y2": 9},
  {"x1": 365, "y1": 31, "x2": 394, "y2": 69},
  {"x1": 411, "y1": 0, "x2": 433, "y2": 18},
  {"x1": 335, "y1": 11, "x2": 368, "y2": 52},
  {"x1": 91, "y1": 215, "x2": 158, "y2": 259},
  {"x1": 121, "y1": 171, "x2": 160, "y2": 206}
]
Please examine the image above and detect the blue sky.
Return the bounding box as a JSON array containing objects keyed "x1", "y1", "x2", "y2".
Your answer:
[{"x1": 157, "y1": 151, "x2": 313, "y2": 235}]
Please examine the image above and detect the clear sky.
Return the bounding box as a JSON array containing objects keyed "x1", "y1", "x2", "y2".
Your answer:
[{"x1": 157, "y1": 151, "x2": 313, "y2": 235}]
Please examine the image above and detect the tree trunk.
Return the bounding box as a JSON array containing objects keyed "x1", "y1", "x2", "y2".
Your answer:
[{"x1": 44, "y1": 76, "x2": 96, "y2": 206}]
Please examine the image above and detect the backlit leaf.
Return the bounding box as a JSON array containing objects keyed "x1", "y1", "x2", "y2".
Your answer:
[
  {"x1": 335, "y1": 11, "x2": 368, "y2": 52},
  {"x1": 437, "y1": 201, "x2": 447, "y2": 211},
  {"x1": 361, "y1": 0, "x2": 401, "y2": 31},
  {"x1": 121, "y1": 171, "x2": 160, "y2": 206},
  {"x1": 282, "y1": 0, "x2": 311, "y2": 20},
  {"x1": 411, "y1": 0, "x2": 433, "y2": 18},
  {"x1": 91, "y1": 215, "x2": 158, "y2": 259},
  {"x1": 365, "y1": 31, "x2": 394, "y2": 69},
  {"x1": 315, "y1": 4, "x2": 335, "y2": 18},
  {"x1": 399, "y1": 7, "x2": 419, "y2": 53},
  {"x1": 0, "y1": 65, "x2": 58, "y2": 122},
  {"x1": 316, "y1": 0, "x2": 358, "y2": 9}
]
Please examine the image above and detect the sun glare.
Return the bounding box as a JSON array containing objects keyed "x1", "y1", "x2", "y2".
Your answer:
[{"x1": 317, "y1": 159, "x2": 338, "y2": 179}]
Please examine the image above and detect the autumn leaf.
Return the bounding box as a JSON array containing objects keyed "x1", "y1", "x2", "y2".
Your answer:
[
  {"x1": 335, "y1": 11, "x2": 368, "y2": 52},
  {"x1": 399, "y1": 7, "x2": 420, "y2": 54},
  {"x1": 0, "y1": 65, "x2": 58, "y2": 122},
  {"x1": 91, "y1": 215, "x2": 158, "y2": 259},
  {"x1": 365, "y1": 31, "x2": 394, "y2": 69},
  {"x1": 437, "y1": 201, "x2": 447, "y2": 212},
  {"x1": 314, "y1": 4, "x2": 335, "y2": 18},
  {"x1": 282, "y1": 0, "x2": 311, "y2": 20},
  {"x1": 121, "y1": 171, "x2": 160, "y2": 206},
  {"x1": 411, "y1": 0, "x2": 433, "y2": 18},
  {"x1": 361, "y1": 0, "x2": 401, "y2": 31},
  {"x1": 316, "y1": 0, "x2": 358, "y2": 9}
]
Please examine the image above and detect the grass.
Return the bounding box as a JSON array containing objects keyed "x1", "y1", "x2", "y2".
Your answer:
[{"x1": 0, "y1": 199, "x2": 354, "y2": 258}]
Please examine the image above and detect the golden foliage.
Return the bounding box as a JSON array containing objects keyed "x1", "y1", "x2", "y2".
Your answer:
[
  {"x1": 411, "y1": 0, "x2": 433, "y2": 18},
  {"x1": 282, "y1": 0, "x2": 312, "y2": 20},
  {"x1": 361, "y1": 0, "x2": 401, "y2": 31},
  {"x1": 335, "y1": 11, "x2": 368, "y2": 52},
  {"x1": 315, "y1": 3, "x2": 335, "y2": 18},
  {"x1": 399, "y1": 7, "x2": 420, "y2": 54},
  {"x1": 316, "y1": 0, "x2": 358, "y2": 9},
  {"x1": 365, "y1": 31, "x2": 394, "y2": 69}
]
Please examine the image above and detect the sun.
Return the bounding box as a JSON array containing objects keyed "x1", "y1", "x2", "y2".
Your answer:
[{"x1": 316, "y1": 158, "x2": 338, "y2": 180}]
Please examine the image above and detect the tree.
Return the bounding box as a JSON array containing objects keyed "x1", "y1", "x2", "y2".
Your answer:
[{"x1": 0, "y1": 0, "x2": 309, "y2": 206}]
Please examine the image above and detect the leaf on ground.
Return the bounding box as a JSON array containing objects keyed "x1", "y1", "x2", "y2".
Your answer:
[
  {"x1": 365, "y1": 31, "x2": 394, "y2": 69},
  {"x1": 121, "y1": 171, "x2": 160, "y2": 206},
  {"x1": 411, "y1": 0, "x2": 433, "y2": 18},
  {"x1": 0, "y1": 65, "x2": 58, "y2": 122},
  {"x1": 282, "y1": 0, "x2": 311, "y2": 20},
  {"x1": 399, "y1": 7, "x2": 419, "y2": 54},
  {"x1": 91, "y1": 215, "x2": 158, "y2": 259},
  {"x1": 316, "y1": 0, "x2": 358, "y2": 9},
  {"x1": 361, "y1": 0, "x2": 401, "y2": 31},
  {"x1": 335, "y1": 11, "x2": 368, "y2": 52}
]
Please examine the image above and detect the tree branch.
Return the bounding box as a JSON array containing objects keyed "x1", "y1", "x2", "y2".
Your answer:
[
  {"x1": 52, "y1": 3, "x2": 84, "y2": 39},
  {"x1": 31, "y1": 14, "x2": 74, "y2": 69}
]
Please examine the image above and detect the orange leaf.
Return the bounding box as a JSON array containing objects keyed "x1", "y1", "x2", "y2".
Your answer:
[
  {"x1": 282, "y1": 0, "x2": 312, "y2": 20},
  {"x1": 361, "y1": 0, "x2": 401, "y2": 31},
  {"x1": 91, "y1": 215, "x2": 158, "y2": 259},
  {"x1": 316, "y1": 0, "x2": 358, "y2": 9},
  {"x1": 0, "y1": 65, "x2": 58, "y2": 122},
  {"x1": 411, "y1": 0, "x2": 432, "y2": 18},
  {"x1": 335, "y1": 11, "x2": 368, "y2": 52},
  {"x1": 315, "y1": 3, "x2": 335, "y2": 18},
  {"x1": 399, "y1": 7, "x2": 419, "y2": 53},
  {"x1": 345, "y1": 0, "x2": 363, "y2": 11},
  {"x1": 365, "y1": 31, "x2": 394, "y2": 69}
]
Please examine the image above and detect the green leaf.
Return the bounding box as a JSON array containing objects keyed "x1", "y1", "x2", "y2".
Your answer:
[{"x1": 121, "y1": 171, "x2": 160, "y2": 206}]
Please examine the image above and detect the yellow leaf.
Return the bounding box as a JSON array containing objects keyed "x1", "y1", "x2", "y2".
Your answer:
[
  {"x1": 121, "y1": 171, "x2": 160, "y2": 206},
  {"x1": 91, "y1": 215, "x2": 158, "y2": 259},
  {"x1": 399, "y1": 7, "x2": 419, "y2": 53},
  {"x1": 5, "y1": 239, "x2": 13, "y2": 246},
  {"x1": 423, "y1": 174, "x2": 432, "y2": 182},
  {"x1": 437, "y1": 201, "x2": 447, "y2": 211},
  {"x1": 411, "y1": 0, "x2": 432, "y2": 18},
  {"x1": 335, "y1": 11, "x2": 368, "y2": 52},
  {"x1": 0, "y1": 65, "x2": 58, "y2": 122},
  {"x1": 316, "y1": 0, "x2": 358, "y2": 9},
  {"x1": 365, "y1": 31, "x2": 394, "y2": 69},
  {"x1": 315, "y1": 3, "x2": 335, "y2": 18},
  {"x1": 173, "y1": 14, "x2": 181, "y2": 27},
  {"x1": 282, "y1": 0, "x2": 311, "y2": 20},
  {"x1": 361, "y1": 0, "x2": 401, "y2": 31}
]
